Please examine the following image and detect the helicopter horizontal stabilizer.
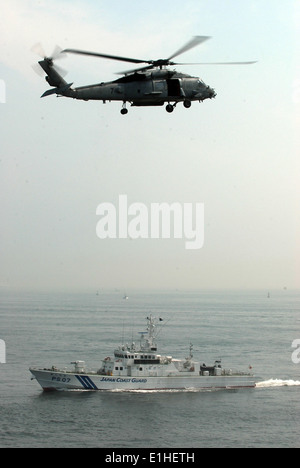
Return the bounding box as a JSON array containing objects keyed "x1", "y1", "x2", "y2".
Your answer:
[{"x1": 41, "y1": 83, "x2": 74, "y2": 98}]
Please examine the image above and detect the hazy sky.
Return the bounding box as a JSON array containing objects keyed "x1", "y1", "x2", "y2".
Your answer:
[{"x1": 0, "y1": 0, "x2": 299, "y2": 291}]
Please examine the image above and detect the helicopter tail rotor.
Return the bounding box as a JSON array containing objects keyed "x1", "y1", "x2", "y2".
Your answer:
[
  {"x1": 31, "y1": 43, "x2": 67, "y2": 61},
  {"x1": 31, "y1": 43, "x2": 75, "y2": 98},
  {"x1": 31, "y1": 43, "x2": 68, "y2": 78}
]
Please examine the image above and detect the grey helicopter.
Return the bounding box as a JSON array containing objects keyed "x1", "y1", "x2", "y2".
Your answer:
[{"x1": 32, "y1": 36, "x2": 256, "y2": 114}]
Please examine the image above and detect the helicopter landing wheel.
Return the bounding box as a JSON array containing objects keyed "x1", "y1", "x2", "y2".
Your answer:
[
  {"x1": 183, "y1": 100, "x2": 192, "y2": 109},
  {"x1": 166, "y1": 104, "x2": 174, "y2": 113},
  {"x1": 121, "y1": 102, "x2": 128, "y2": 115}
]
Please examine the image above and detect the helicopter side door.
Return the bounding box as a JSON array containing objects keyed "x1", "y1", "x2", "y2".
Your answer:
[{"x1": 166, "y1": 79, "x2": 182, "y2": 97}]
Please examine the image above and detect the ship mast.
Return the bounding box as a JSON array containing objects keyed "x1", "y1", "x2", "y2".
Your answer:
[{"x1": 140, "y1": 315, "x2": 161, "y2": 352}]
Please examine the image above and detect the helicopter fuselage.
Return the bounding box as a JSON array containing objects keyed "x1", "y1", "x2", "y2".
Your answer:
[{"x1": 74, "y1": 70, "x2": 216, "y2": 107}]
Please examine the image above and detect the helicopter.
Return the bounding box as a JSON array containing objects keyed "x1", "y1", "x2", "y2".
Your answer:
[{"x1": 33, "y1": 36, "x2": 256, "y2": 115}]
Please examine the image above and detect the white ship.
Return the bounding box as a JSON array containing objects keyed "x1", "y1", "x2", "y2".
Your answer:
[{"x1": 30, "y1": 315, "x2": 256, "y2": 392}]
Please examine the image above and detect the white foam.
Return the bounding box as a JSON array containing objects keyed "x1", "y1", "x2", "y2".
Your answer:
[{"x1": 256, "y1": 378, "x2": 300, "y2": 388}]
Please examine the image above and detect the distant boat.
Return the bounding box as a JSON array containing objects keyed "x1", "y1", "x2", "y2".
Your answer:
[
  {"x1": 123, "y1": 294, "x2": 129, "y2": 300},
  {"x1": 267, "y1": 292, "x2": 270, "y2": 298}
]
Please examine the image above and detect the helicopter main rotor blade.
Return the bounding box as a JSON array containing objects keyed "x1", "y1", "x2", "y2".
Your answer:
[
  {"x1": 116, "y1": 65, "x2": 155, "y2": 75},
  {"x1": 63, "y1": 38, "x2": 256, "y2": 75},
  {"x1": 174, "y1": 61, "x2": 257, "y2": 65},
  {"x1": 63, "y1": 48, "x2": 147, "y2": 64},
  {"x1": 117, "y1": 60, "x2": 257, "y2": 75},
  {"x1": 63, "y1": 36, "x2": 211, "y2": 68},
  {"x1": 167, "y1": 36, "x2": 211, "y2": 61}
]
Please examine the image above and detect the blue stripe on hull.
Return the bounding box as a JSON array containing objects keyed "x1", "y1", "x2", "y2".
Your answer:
[{"x1": 75, "y1": 375, "x2": 98, "y2": 390}]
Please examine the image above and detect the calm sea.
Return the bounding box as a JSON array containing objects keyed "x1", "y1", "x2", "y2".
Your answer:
[{"x1": 0, "y1": 289, "x2": 299, "y2": 448}]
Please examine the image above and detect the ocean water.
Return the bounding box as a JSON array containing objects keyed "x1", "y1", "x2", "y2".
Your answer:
[{"x1": 0, "y1": 289, "x2": 299, "y2": 448}]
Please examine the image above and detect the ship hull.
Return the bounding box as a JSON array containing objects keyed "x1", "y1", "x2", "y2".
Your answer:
[{"x1": 30, "y1": 368, "x2": 256, "y2": 392}]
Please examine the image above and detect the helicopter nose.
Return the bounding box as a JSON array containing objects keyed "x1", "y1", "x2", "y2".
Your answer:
[{"x1": 207, "y1": 86, "x2": 216, "y2": 99}]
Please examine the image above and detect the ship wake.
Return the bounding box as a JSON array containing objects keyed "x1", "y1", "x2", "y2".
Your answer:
[{"x1": 256, "y1": 379, "x2": 300, "y2": 388}]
